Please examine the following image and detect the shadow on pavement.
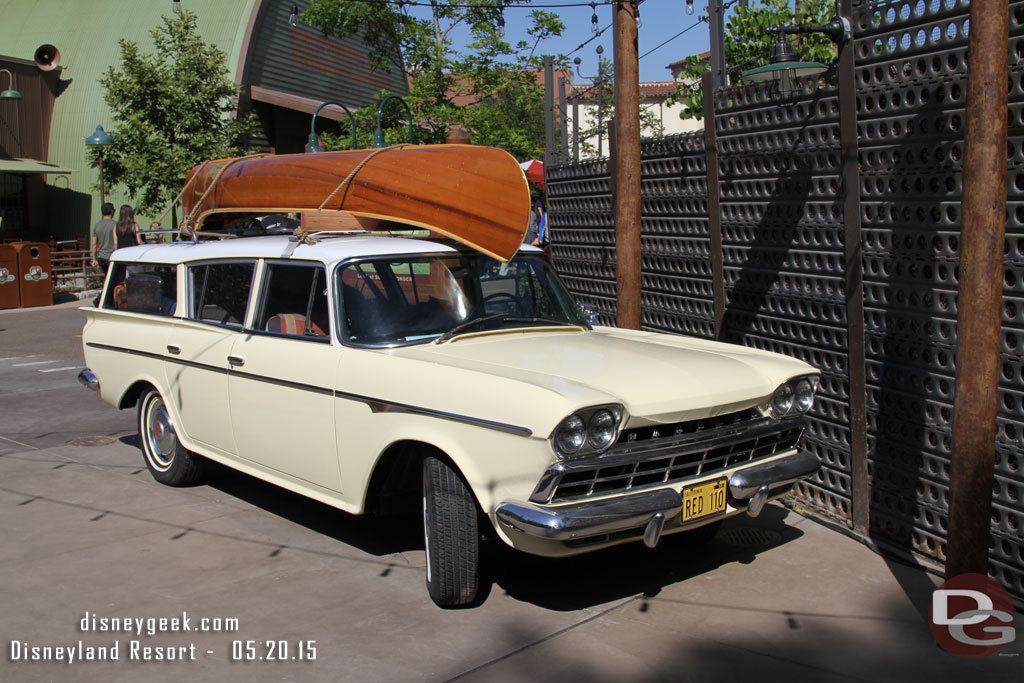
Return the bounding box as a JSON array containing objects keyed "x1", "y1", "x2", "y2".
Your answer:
[{"x1": 486, "y1": 505, "x2": 803, "y2": 611}]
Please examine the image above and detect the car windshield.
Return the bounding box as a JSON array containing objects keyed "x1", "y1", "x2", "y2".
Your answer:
[{"x1": 337, "y1": 253, "x2": 589, "y2": 345}]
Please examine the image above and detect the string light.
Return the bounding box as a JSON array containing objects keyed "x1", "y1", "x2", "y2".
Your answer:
[
  {"x1": 686, "y1": 0, "x2": 695, "y2": 16},
  {"x1": 635, "y1": 3, "x2": 642, "y2": 29},
  {"x1": 498, "y1": 15, "x2": 505, "y2": 38},
  {"x1": 289, "y1": 4, "x2": 299, "y2": 27},
  {"x1": 591, "y1": 3, "x2": 599, "y2": 36}
]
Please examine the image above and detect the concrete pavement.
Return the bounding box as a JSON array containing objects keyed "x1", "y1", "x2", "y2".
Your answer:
[{"x1": 1, "y1": 301, "x2": 1021, "y2": 682}]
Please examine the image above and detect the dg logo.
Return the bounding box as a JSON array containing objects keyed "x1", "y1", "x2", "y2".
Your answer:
[{"x1": 930, "y1": 573, "x2": 1017, "y2": 657}]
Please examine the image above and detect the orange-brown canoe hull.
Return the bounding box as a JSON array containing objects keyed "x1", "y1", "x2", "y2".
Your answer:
[{"x1": 181, "y1": 145, "x2": 531, "y2": 262}]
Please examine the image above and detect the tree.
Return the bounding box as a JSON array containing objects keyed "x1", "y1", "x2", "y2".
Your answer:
[
  {"x1": 91, "y1": 11, "x2": 252, "y2": 217},
  {"x1": 574, "y1": 57, "x2": 664, "y2": 159},
  {"x1": 670, "y1": 0, "x2": 837, "y2": 120},
  {"x1": 302, "y1": 0, "x2": 566, "y2": 160}
]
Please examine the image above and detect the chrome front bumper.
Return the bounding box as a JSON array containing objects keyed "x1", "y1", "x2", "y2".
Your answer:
[
  {"x1": 78, "y1": 369, "x2": 99, "y2": 391},
  {"x1": 496, "y1": 450, "x2": 819, "y2": 546}
]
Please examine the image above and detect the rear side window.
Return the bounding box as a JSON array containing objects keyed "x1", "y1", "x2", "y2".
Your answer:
[
  {"x1": 255, "y1": 263, "x2": 330, "y2": 340},
  {"x1": 103, "y1": 262, "x2": 178, "y2": 316},
  {"x1": 188, "y1": 262, "x2": 254, "y2": 328}
]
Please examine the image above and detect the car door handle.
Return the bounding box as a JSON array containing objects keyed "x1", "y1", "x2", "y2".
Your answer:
[
  {"x1": 227, "y1": 355, "x2": 245, "y2": 368},
  {"x1": 166, "y1": 345, "x2": 181, "y2": 355}
]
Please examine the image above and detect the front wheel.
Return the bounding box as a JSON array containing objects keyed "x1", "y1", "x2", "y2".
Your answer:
[
  {"x1": 138, "y1": 389, "x2": 204, "y2": 486},
  {"x1": 423, "y1": 456, "x2": 480, "y2": 608}
]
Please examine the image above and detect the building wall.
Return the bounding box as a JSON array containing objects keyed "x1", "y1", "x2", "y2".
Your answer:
[
  {"x1": 563, "y1": 85, "x2": 702, "y2": 162},
  {"x1": 0, "y1": 0, "x2": 405, "y2": 240}
]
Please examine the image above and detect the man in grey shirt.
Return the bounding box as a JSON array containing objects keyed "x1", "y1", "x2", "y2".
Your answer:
[{"x1": 90, "y1": 202, "x2": 116, "y2": 274}]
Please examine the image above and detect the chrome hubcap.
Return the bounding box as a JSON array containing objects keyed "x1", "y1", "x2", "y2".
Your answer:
[{"x1": 145, "y1": 397, "x2": 176, "y2": 470}]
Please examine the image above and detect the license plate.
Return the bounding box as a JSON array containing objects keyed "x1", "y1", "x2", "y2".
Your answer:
[{"x1": 681, "y1": 478, "x2": 728, "y2": 522}]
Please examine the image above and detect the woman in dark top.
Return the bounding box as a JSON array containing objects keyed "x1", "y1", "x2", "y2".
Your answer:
[{"x1": 114, "y1": 205, "x2": 141, "y2": 249}]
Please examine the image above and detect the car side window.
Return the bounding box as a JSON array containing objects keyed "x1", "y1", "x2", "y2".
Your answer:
[
  {"x1": 188, "y1": 262, "x2": 254, "y2": 328},
  {"x1": 255, "y1": 263, "x2": 330, "y2": 340},
  {"x1": 102, "y1": 262, "x2": 178, "y2": 316}
]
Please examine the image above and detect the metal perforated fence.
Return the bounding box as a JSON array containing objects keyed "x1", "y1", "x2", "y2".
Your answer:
[{"x1": 547, "y1": 0, "x2": 1024, "y2": 603}]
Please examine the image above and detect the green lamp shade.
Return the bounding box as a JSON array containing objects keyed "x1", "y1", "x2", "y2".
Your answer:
[
  {"x1": 305, "y1": 132, "x2": 324, "y2": 153},
  {"x1": 372, "y1": 128, "x2": 388, "y2": 148},
  {"x1": 0, "y1": 88, "x2": 21, "y2": 100},
  {"x1": 86, "y1": 125, "x2": 114, "y2": 146},
  {"x1": 741, "y1": 61, "x2": 828, "y2": 82}
]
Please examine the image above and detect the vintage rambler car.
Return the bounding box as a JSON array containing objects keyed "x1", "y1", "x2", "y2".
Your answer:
[{"x1": 79, "y1": 146, "x2": 820, "y2": 607}]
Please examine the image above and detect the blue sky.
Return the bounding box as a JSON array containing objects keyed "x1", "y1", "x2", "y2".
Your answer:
[{"x1": 414, "y1": 0, "x2": 718, "y2": 83}]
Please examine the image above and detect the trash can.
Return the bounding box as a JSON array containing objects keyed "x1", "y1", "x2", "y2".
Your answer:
[
  {"x1": 11, "y1": 242, "x2": 52, "y2": 308},
  {"x1": 0, "y1": 244, "x2": 18, "y2": 310}
]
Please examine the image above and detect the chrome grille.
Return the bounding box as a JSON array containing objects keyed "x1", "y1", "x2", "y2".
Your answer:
[{"x1": 530, "y1": 412, "x2": 806, "y2": 504}]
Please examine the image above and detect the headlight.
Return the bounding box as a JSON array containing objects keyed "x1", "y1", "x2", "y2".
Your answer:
[
  {"x1": 587, "y1": 409, "x2": 617, "y2": 449},
  {"x1": 793, "y1": 377, "x2": 816, "y2": 413},
  {"x1": 768, "y1": 375, "x2": 818, "y2": 419},
  {"x1": 553, "y1": 415, "x2": 586, "y2": 455},
  {"x1": 551, "y1": 405, "x2": 623, "y2": 458}
]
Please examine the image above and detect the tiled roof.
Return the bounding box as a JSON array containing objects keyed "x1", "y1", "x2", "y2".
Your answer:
[
  {"x1": 639, "y1": 81, "x2": 682, "y2": 97},
  {"x1": 570, "y1": 81, "x2": 681, "y2": 101}
]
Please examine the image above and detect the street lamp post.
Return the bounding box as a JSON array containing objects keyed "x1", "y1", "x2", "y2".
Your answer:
[
  {"x1": 306, "y1": 101, "x2": 357, "y2": 152},
  {"x1": 373, "y1": 95, "x2": 413, "y2": 148},
  {"x1": 85, "y1": 125, "x2": 113, "y2": 206},
  {"x1": 0, "y1": 69, "x2": 22, "y2": 100},
  {"x1": 573, "y1": 44, "x2": 607, "y2": 158}
]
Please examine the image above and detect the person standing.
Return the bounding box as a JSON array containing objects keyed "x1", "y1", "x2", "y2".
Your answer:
[
  {"x1": 535, "y1": 200, "x2": 548, "y2": 248},
  {"x1": 114, "y1": 204, "x2": 142, "y2": 249},
  {"x1": 90, "y1": 202, "x2": 116, "y2": 273}
]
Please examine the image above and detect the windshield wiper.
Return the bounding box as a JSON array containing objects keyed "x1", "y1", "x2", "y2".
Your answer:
[{"x1": 435, "y1": 315, "x2": 582, "y2": 343}]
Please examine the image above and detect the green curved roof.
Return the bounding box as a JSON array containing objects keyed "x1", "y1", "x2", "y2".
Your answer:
[{"x1": 0, "y1": 0, "x2": 257, "y2": 221}]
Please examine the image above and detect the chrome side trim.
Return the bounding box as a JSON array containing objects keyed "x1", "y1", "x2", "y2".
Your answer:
[
  {"x1": 496, "y1": 488, "x2": 683, "y2": 542},
  {"x1": 727, "y1": 450, "x2": 820, "y2": 499},
  {"x1": 78, "y1": 369, "x2": 99, "y2": 392},
  {"x1": 231, "y1": 369, "x2": 334, "y2": 396},
  {"x1": 86, "y1": 341, "x2": 533, "y2": 437},
  {"x1": 334, "y1": 390, "x2": 533, "y2": 437}
]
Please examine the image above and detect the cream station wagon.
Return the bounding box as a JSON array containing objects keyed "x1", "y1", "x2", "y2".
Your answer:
[
  {"x1": 79, "y1": 231, "x2": 820, "y2": 607},
  {"x1": 78, "y1": 145, "x2": 819, "y2": 607}
]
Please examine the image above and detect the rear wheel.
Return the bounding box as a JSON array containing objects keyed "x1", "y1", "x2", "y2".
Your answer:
[
  {"x1": 423, "y1": 456, "x2": 480, "y2": 608},
  {"x1": 138, "y1": 389, "x2": 204, "y2": 486}
]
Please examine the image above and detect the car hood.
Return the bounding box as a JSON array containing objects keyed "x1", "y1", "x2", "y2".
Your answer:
[{"x1": 390, "y1": 326, "x2": 816, "y2": 425}]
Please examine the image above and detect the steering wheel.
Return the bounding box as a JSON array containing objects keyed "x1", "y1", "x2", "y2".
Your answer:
[{"x1": 481, "y1": 292, "x2": 525, "y2": 316}]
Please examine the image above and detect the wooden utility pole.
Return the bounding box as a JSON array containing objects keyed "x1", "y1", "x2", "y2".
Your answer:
[
  {"x1": 945, "y1": 0, "x2": 1009, "y2": 578},
  {"x1": 613, "y1": 1, "x2": 642, "y2": 330}
]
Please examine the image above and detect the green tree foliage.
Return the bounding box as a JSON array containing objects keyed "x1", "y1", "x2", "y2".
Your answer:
[
  {"x1": 316, "y1": 92, "x2": 429, "y2": 151},
  {"x1": 574, "y1": 57, "x2": 665, "y2": 159},
  {"x1": 302, "y1": 0, "x2": 566, "y2": 160},
  {"x1": 670, "y1": 0, "x2": 837, "y2": 120},
  {"x1": 90, "y1": 11, "x2": 252, "y2": 216}
]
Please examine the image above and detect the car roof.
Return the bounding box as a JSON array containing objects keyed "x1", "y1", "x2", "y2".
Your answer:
[{"x1": 112, "y1": 235, "x2": 543, "y2": 267}]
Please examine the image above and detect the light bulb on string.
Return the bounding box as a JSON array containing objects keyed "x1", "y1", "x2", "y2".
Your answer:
[
  {"x1": 498, "y1": 15, "x2": 505, "y2": 39},
  {"x1": 289, "y1": 4, "x2": 298, "y2": 27},
  {"x1": 591, "y1": 3, "x2": 599, "y2": 36},
  {"x1": 686, "y1": 0, "x2": 695, "y2": 16},
  {"x1": 635, "y1": 4, "x2": 642, "y2": 28}
]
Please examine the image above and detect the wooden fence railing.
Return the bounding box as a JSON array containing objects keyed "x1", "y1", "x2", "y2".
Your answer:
[{"x1": 50, "y1": 250, "x2": 103, "y2": 291}]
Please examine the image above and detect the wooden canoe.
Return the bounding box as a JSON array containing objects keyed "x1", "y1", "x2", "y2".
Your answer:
[{"x1": 181, "y1": 144, "x2": 531, "y2": 262}]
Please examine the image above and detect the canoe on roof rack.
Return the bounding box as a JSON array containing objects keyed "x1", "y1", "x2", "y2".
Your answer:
[{"x1": 180, "y1": 144, "x2": 531, "y2": 262}]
